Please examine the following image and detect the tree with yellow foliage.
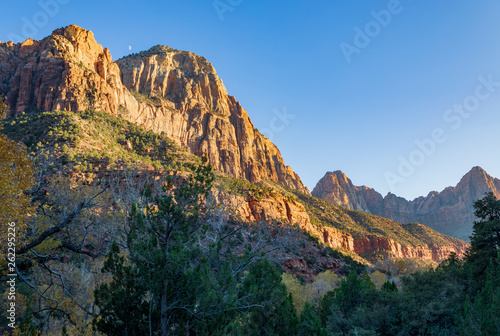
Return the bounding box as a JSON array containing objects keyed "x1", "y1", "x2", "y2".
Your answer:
[
  {"x1": 0, "y1": 97, "x2": 34, "y2": 262},
  {"x1": 282, "y1": 270, "x2": 340, "y2": 315},
  {"x1": 1, "y1": 98, "x2": 112, "y2": 334},
  {"x1": 369, "y1": 270, "x2": 387, "y2": 289}
]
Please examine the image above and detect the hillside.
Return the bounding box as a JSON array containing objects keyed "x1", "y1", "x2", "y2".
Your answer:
[
  {"x1": 313, "y1": 168, "x2": 500, "y2": 241},
  {"x1": 289, "y1": 189, "x2": 468, "y2": 263},
  {"x1": 1, "y1": 106, "x2": 468, "y2": 266},
  {"x1": 0, "y1": 25, "x2": 307, "y2": 193}
]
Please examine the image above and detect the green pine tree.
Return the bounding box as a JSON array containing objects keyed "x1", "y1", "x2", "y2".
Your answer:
[
  {"x1": 465, "y1": 192, "x2": 500, "y2": 292},
  {"x1": 93, "y1": 242, "x2": 152, "y2": 336}
]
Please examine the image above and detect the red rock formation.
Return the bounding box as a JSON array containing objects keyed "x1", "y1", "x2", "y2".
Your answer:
[
  {"x1": 311, "y1": 170, "x2": 371, "y2": 212},
  {"x1": 0, "y1": 25, "x2": 308, "y2": 193},
  {"x1": 229, "y1": 194, "x2": 468, "y2": 263},
  {"x1": 305, "y1": 222, "x2": 468, "y2": 262},
  {"x1": 282, "y1": 258, "x2": 310, "y2": 277},
  {"x1": 0, "y1": 26, "x2": 130, "y2": 114}
]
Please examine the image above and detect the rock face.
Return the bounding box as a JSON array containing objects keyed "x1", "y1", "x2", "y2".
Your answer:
[
  {"x1": 313, "y1": 224, "x2": 468, "y2": 262},
  {"x1": 0, "y1": 27, "x2": 130, "y2": 115},
  {"x1": 311, "y1": 170, "x2": 371, "y2": 212},
  {"x1": 227, "y1": 194, "x2": 311, "y2": 227},
  {"x1": 229, "y1": 194, "x2": 468, "y2": 263},
  {"x1": 0, "y1": 25, "x2": 308, "y2": 193},
  {"x1": 312, "y1": 167, "x2": 500, "y2": 241},
  {"x1": 115, "y1": 46, "x2": 306, "y2": 191}
]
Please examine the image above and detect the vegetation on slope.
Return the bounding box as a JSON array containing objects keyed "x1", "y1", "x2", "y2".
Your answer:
[
  {"x1": 292, "y1": 189, "x2": 466, "y2": 249},
  {"x1": 0, "y1": 106, "x2": 356, "y2": 334},
  {"x1": 2, "y1": 108, "x2": 196, "y2": 173}
]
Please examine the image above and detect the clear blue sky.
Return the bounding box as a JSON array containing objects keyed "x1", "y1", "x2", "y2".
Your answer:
[{"x1": 2, "y1": 0, "x2": 500, "y2": 200}]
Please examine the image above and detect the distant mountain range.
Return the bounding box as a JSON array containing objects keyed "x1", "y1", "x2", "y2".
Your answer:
[{"x1": 312, "y1": 166, "x2": 500, "y2": 241}]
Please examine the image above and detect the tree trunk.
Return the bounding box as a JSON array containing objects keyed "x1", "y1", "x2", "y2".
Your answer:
[{"x1": 161, "y1": 293, "x2": 168, "y2": 336}]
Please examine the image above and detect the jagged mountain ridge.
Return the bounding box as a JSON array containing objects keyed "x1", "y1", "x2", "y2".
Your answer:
[
  {"x1": 0, "y1": 25, "x2": 308, "y2": 193},
  {"x1": 312, "y1": 167, "x2": 500, "y2": 241}
]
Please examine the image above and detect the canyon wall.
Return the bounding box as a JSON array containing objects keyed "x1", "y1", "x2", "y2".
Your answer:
[
  {"x1": 0, "y1": 25, "x2": 307, "y2": 193},
  {"x1": 229, "y1": 195, "x2": 468, "y2": 263},
  {"x1": 0, "y1": 25, "x2": 468, "y2": 263}
]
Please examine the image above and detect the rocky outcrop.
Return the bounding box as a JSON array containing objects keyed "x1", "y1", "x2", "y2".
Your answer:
[
  {"x1": 311, "y1": 170, "x2": 371, "y2": 212},
  {"x1": 301, "y1": 220, "x2": 468, "y2": 262},
  {"x1": 0, "y1": 25, "x2": 468, "y2": 264},
  {"x1": 313, "y1": 167, "x2": 500, "y2": 241},
  {"x1": 0, "y1": 26, "x2": 132, "y2": 115},
  {"x1": 0, "y1": 25, "x2": 308, "y2": 193},
  {"x1": 223, "y1": 193, "x2": 311, "y2": 228},
  {"x1": 115, "y1": 45, "x2": 307, "y2": 192},
  {"x1": 227, "y1": 194, "x2": 467, "y2": 263}
]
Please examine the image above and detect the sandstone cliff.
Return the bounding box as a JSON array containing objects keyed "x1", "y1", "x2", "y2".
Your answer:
[
  {"x1": 311, "y1": 170, "x2": 371, "y2": 212},
  {"x1": 312, "y1": 167, "x2": 500, "y2": 241},
  {"x1": 232, "y1": 192, "x2": 468, "y2": 263},
  {"x1": 0, "y1": 25, "x2": 307, "y2": 193}
]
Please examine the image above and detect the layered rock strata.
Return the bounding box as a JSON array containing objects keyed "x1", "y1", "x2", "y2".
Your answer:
[
  {"x1": 0, "y1": 25, "x2": 307, "y2": 193},
  {"x1": 229, "y1": 195, "x2": 468, "y2": 262}
]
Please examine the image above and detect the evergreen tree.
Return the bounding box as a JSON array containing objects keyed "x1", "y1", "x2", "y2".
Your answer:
[
  {"x1": 95, "y1": 161, "x2": 299, "y2": 335},
  {"x1": 126, "y1": 161, "x2": 215, "y2": 335},
  {"x1": 465, "y1": 192, "x2": 500, "y2": 291},
  {"x1": 298, "y1": 303, "x2": 328, "y2": 336},
  {"x1": 93, "y1": 242, "x2": 152, "y2": 336},
  {"x1": 332, "y1": 268, "x2": 369, "y2": 315},
  {"x1": 381, "y1": 280, "x2": 397, "y2": 293},
  {"x1": 229, "y1": 258, "x2": 299, "y2": 336},
  {"x1": 459, "y1": 253, "x2": 500, "y2": 335}
]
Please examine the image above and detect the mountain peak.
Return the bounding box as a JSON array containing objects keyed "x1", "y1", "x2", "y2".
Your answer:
[
  {"x1": 325, "y1": 170, "x2": 349, "y2": 180},
  {"x1": 457, "y1": 166, "x2": 491, "y2": 187},
  {"x1": 139, "y1": 44, "x2": 179, "y2": 56},
  {"x1": 465, "y1": 166, "x2": 487, "y2": 177},
  {"x1": 313, "y1": 171, "x2": 372, "y2": 213},
  {"x1": 0, "y1": 25, "x2": 309, "y2": 194},
  {"x1": 51, "y1": 24, "x2": 93, "y2": 40}
]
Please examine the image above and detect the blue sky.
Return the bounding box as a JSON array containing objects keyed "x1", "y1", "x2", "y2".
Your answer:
[{"x1": 2, "y1": 0, "x2": 500, "y2": 200}]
